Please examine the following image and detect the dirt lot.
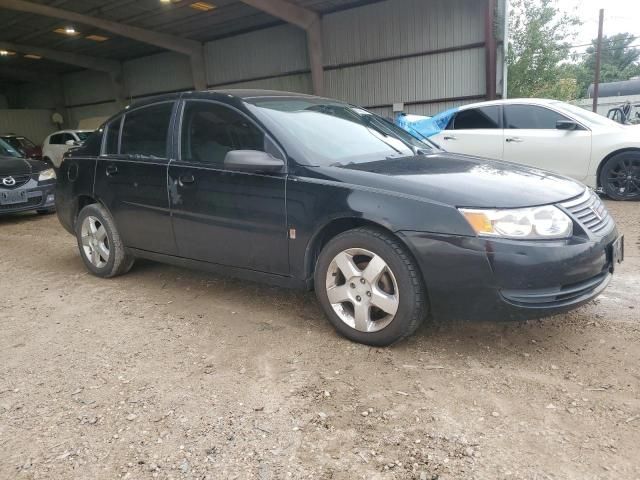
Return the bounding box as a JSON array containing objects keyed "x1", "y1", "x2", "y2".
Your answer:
[{"x1": 0, "y1": 200, "x2": 638, "y2": 480}]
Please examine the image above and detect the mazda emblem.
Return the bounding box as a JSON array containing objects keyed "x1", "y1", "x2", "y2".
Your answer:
[{"x1": 2, "y1": 176, "x2": 16, "y2": 186}]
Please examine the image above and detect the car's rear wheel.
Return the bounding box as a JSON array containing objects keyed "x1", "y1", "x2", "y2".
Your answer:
[
  {"x1": 599, "y1": 152, "x2": 640, "y2": 200},
  {"x1": 314, "y1": 227, "x2": 427, "y2": 346},
  {"x1": 75, "y1": 203, "x2": 134, "y2": 278}
]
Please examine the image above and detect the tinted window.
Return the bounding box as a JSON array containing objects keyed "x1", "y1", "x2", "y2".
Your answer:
[
  {"x1": 451, "y1": 106, "x2": 501, "y2": 130},
  {"x1": 505, "y1": 105, "x2": 568, "y2": 129},
  {"x1": 121, "y1": 102, "x2": 174, "y2": 158},
  {"x1": 62, "y1": 133, "x2": 75, "y2": 144},
  {"x1": 103, "y1": 118, "x2": 121, "y2": 155},
  {"x1": 181, "y1": 101, "x2": 264, "y2": 165},
  {"x1": 49, "y1": 134, "x2": 63, "y2": 145}
]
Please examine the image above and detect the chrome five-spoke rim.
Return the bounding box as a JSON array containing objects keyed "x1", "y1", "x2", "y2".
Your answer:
[
  {"x1": 80, "y1": 216, "x2": 110, "y2": 268},
  {"x1": 325, "y1": 248, "x2": 399, "y2": 333}
]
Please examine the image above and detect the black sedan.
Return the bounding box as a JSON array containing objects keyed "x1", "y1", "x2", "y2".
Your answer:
[
  {"x1": 0, "y1": 138, "x2": 56, "y2": 216},
  {"x1": 55, "y1": 90, "x2": 623, "y2": 346}
]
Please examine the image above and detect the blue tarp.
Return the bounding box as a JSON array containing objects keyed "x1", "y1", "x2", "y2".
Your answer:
[{"x1": 394, "y1": 108, "x2": 458, "y2": 138}]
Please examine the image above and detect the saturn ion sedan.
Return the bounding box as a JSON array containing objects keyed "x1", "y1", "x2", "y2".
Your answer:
[{"x1": 55, "y1": 90, "x2": 623, "y2": 346}]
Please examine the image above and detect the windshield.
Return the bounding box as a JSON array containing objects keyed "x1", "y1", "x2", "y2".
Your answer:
[
  {"x1": 76, "y1": 131, "x2": 92, "y2": 141},
  {"x1": 245, "y1": 97, "x2": 436, "y2": 166},
  {"x1": 0, "y1": 138, "x2": 23, "y2": 158},
  {"x1": 556, "y1": 102, "x2": 620, "y2": 127}
]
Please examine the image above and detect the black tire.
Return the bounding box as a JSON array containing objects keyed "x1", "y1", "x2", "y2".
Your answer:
[
  {"x1": 75, "y1": 203, "x2": 134, "y2": 278},
  {"x1": 314, "y1": 227, "x2": 427, "y2": 346},
  {"x1": 599, "y1": 152, "x2": 640, "y2": 201}
]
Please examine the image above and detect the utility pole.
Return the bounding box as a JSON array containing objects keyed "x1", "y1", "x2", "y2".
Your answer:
[{"x1": 592, "y1": 9, "x2": 604, "y2": 113}]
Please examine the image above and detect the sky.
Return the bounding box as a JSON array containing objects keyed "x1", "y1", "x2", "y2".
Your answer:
[{"x1": 558, "y1": 0, "x2": 640, "y2": 54}]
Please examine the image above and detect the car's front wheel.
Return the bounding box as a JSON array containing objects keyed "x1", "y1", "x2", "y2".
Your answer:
[
  {"x1": 314, "y1": 227, "x2": 427, "y2": 346},
  {"x1": 599, "y1": 152, "x2": 640, "y2": 200},
  {"x1": 75, "y1": 203, "x2": 134, "y2": 278}
]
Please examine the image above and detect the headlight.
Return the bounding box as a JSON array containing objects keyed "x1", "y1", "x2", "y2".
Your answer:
[
  {"x1": 38, "y1": 168, "x2": 56, "y2": 182},
  {"x1": 459, "y1": 205, "x2": 573, "y2": 239}
]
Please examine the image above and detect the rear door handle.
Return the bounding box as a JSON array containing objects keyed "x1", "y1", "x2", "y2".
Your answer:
[
  {"x1": 179, "y1": 174, "x2": 195, "y2": 186},
  {"x1": 105, "y1": 165, "x2": 118, "y2": 176},
  {"x1": 443, "y1": 135, "x2": 457, "y2": 141},
  {"x1": 506, "y1": 137, "x2": 524, "y2": 143}
]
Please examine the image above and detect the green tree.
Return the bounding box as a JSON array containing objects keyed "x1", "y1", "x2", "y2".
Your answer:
[
  {"x1": 507, "y1": 0, "x2": 581, "y2": 100},
  {"x1": 575, "y1": 33, "x2": 640, "y2": 96}
]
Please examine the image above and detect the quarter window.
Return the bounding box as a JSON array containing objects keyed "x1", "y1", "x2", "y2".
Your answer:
[
  {"x1": 450, "y1": 106, "x2": 501, "y2": 130},
  {"x1": 121, "y1": 102, "x2": 174, "y2": 158},
  {"x1": 504, "y1": 105, "x2": 568, "y2": 129},
  {"x1": 180, "y1": 101, "x2": 265, "y2": 166},
  {"x1": 103, "y1": 118, "x2": 121, "y2": 155}
]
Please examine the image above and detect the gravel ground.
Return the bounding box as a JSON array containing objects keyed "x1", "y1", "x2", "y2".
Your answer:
[{"x1": 0, "y1": 200, "x2": 638, "y2": 480}]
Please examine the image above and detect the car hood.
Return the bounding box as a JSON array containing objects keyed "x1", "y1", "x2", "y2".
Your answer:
[
  {"x1": 0, "y1": 156, "x2": 49, "y2": 176},
  {"x1": 308, "y1": 153, "x2": 586, "y2": 208}
]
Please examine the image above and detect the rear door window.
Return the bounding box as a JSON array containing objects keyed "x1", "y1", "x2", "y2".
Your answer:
[
  {"x1": 49, "y1": 134, "x2": 63, "y2": 145},
  {"x1": 121, "y1": 102, "x2": 174, "y2": 158},
  {"x1": 451, "y1": 106, "x2": 501, "y2": 130},
  {"x1": 504, "y1": 105, "x2": 569, "y2": 129}
]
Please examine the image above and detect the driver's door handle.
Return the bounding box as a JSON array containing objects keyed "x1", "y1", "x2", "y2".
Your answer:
[
  {"x1": 506, "y1": 137, "x2": 524, "y2": 143},
  {"x1": 179, "y1": 174, "x2": 195, "y2": 186},
  {"x1": 443, "y1": 135, "x2": 457, "y2": 141},
  {"x1": 105, "y1": 165, "x2": 118, "y2": 176}
]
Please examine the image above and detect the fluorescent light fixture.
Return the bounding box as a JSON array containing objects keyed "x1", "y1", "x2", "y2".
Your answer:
[
  {"x1": 86, "y1": 34, "x2": 109, "y2": 42},
  {"x1": 0, "y1": 50, "x2": 16, "y2": 56},
  {"x1": 24, "y1": 54, "x2": 42, "y2": 60},
  {"x1": 190, "y1": 1, "x2": 216, "y2": 11},
  {"x1": 54, "y1": 27, "x2": 80, "y2": 36}
]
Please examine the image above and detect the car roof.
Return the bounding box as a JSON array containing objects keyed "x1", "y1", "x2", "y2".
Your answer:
[
  {"x1": 458, "y1": 98, "x2": 562, "y2": 110},
  {"x1": 127, "y1": 89, "x2": 320, "y2": 110}
]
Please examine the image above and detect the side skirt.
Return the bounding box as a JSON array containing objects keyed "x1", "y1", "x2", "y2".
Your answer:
[{"x1": 126, "y1": 247, "x2": 310, "y2": 290}]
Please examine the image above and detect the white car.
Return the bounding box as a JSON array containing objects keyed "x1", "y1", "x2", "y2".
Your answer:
[
  {"x1": 426, "y1": 99, "x2": 640, "y2": 200},
  {"x1": 43, "y1": 130, "x2": 93, "y2": 168}
]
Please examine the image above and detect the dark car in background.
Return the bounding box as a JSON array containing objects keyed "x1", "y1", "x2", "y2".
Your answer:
[
  {"x1": 0, "y1": 133, "x2": 42, "y2": 160},
  {"x1": 55, "y1": 90, "x2": 622, "y2": 346},
  {"x1": 0, "y1": 138, "x2": 56, "y2": 215}
]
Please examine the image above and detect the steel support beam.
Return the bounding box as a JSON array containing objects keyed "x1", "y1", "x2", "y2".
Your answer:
[
  {"x1": 240, "y1": 0, "x2": 324, "y2": 95},
  {"x1": 484, "y1": 0, "x2": 497, "y2": 100},
  {"x1": 0, "y1": 0, "x2": 207, "y2": 90},
  {"x1": 0, "y1": 40, "x2": 121, "y2": 74}
]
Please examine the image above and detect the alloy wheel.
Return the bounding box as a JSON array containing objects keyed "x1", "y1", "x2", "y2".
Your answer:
[
  {"x1": 80, "y1": 215, "x2": 110, "y2": 268},
  {"x1": 606, "y1": 157, "x2": 640, "y2": 198},
  {"x1": 325, "y1": 248, "x2": 399, "y2": 332}
]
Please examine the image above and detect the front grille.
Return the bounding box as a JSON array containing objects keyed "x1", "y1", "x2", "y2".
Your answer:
[
  {"x1": 0, "y1": 195, "x2": 42, "y2": 211},
  {"x1": 560, "y1": 189, "x2": 612, "y2": 235},
  {"x1": 501, "y1": 271, "x2": 610, "y2": 307},
  {"x1": 0, "y1": 174, "x2": 31, "y2": 189}
]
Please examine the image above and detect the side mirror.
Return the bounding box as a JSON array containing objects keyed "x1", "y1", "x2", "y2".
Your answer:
[
  {"x1": 65, "y1": 139, "x2": 77, "y2": 146},
  {"x1": 556, "y1": 120, "x2": 579, "y2": 131},
  {"x1": 223, "y1": 150, "x2": 284, "y2": 173}
]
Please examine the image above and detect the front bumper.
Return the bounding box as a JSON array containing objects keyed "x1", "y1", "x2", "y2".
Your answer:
[
  {"x1": 0, "y1": 181, "x2": 56, "y2": 215},
  {"x1": 399, "y1": 225, "x2": 619, "y2": 322}
]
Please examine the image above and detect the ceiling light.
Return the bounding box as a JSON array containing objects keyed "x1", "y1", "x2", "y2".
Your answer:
[
  {"x1": 190, "y1": 1, "x2": 216, "y2": 11},
  {"x1": 0, "y1": 50, "x2": 16, "y2": 56},
  {"x1": 24, "y1": 54, "x2": 42, "y2": 60},
  {"x1": 86, "y1": 34, "x2": 109, "y2": 42},
  {"x1": 54, "y1": 27, "x2": 80, "y2": 36}
]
